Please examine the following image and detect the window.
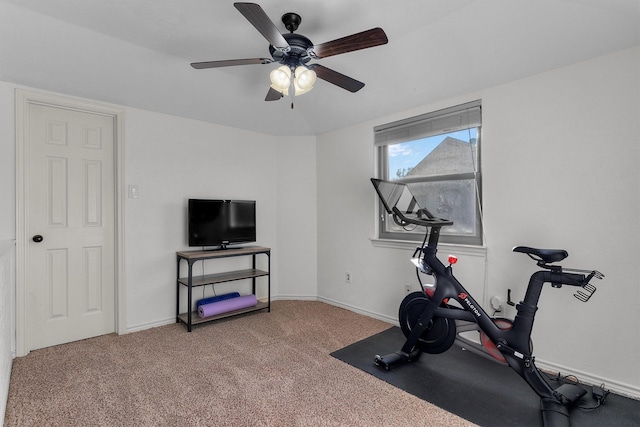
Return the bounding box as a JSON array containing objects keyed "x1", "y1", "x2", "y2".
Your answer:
[{"x1": 375, "y1": 100, "x2": 482, "y2": 245}]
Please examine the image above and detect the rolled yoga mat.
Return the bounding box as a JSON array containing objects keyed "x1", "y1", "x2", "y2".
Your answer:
[
  {"x1": 196, "y1": 292, "x2": 240, "y2": 308},
  {"x1": 198, "y1": 294, "x2": 258, "y2": 318}
]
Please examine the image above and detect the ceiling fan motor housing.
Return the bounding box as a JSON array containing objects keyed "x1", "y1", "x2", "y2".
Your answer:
[{"x1": 269, "y1": 33, "x2": 314, "y2": 68}]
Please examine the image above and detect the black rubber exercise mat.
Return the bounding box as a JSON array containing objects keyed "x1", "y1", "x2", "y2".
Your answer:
[{"x1": 330, "y1": 327, "x2": 639, "y2": 427}]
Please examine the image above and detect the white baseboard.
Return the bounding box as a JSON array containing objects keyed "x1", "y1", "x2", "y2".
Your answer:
[
  {"x1": 272, "y1": 294, "x2": 318, "y2": 301},
  {"x1": 316, "y1": 296, "x2": 397, "y2": 325},
  {"x1": 126, "y1": 317, "x2": 176, "y2": 334},
  {"x1": 259, "y1": 294, "x2": 398, "y2": 325}
]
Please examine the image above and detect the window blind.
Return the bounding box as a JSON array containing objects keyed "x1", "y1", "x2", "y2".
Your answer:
[{"x1": 374, "y1": 100, "x2": 481, "y2": 147}]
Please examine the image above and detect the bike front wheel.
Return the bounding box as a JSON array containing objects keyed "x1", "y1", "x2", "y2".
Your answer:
[{"x1": 399, "y1": 291, "x2": 456, "y2": 354}]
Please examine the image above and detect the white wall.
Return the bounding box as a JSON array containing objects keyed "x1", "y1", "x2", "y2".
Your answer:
[
  {"x1": 316, "y1": 46, "x2": 640, "y2": 397},
  {"x1": 0, "y1": 82, "x2": 15, "y2": 240},
  {"x1": 124, "y1": 108, "x2": 282, "y2": 328},
  {"x1": 124, "y1": 110, "x2": 318, "y2": 330},
  {"x1": 481, "y1": 46, "x2": 639, "y2": 393},
  {"x1": 315, "y1": 121, "x2": 489, "y2": 319},
  {"x1": 0, "y1": 80, "x2": 16, "y2": 427},
  {"x1": 275, "y1": 136, "x2": 318, "y2": 299}
]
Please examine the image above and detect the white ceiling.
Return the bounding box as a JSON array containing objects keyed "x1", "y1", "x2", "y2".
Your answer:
[{"x1": 1, "y1": 0, "x2": 638, "y2": 135}]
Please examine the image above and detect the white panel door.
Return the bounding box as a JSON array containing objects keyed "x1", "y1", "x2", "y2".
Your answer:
[{"x1": 27, "y1": 103, "x2": 115, "y2": 350}]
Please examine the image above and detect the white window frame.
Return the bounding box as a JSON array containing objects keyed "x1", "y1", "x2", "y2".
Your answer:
[{"x1": 374, "y1": 100, "x2": 483, "y2": 246}]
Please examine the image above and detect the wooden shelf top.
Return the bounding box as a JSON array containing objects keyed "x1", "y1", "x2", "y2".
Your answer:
[{"x1": 177, "y1": 245, "x2": 270, "y2": 260}]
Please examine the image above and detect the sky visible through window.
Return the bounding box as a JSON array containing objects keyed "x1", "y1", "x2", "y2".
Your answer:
[{"x1": 388, "y1": 129, "x2": 477, "y2": 179}]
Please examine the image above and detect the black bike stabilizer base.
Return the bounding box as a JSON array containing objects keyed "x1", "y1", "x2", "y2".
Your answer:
[
  {"x1": 540, "y1": 383, "x2": 586, "y2": 427},
  {"x1": 541, "y1": 398, "x2": 570, "y2": 427},
  {"x1": 374, "y1": 350, "x2": 422, "y2": 370}
]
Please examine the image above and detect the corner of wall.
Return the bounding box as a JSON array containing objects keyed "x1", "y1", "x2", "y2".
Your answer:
[{"x1": 0, "y1": 240, "x2": 17, "y2": 427}]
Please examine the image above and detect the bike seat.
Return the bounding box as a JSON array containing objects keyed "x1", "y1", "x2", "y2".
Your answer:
[{"x1": 513, "y1": 246, "x2": 568, "y2": 263}]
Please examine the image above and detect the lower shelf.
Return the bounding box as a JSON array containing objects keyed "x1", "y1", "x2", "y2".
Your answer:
[{"x1": 177, "y1": 300, "x2": 270, "y2": 327}]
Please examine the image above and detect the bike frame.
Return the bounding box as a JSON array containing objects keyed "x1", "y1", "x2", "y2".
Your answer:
[
  {"x1": 403, "y1": 229, "x2": 577, "y2": 401},
  {"x1": 371, "y1": 178, "x2": 603, "y2": 426}
]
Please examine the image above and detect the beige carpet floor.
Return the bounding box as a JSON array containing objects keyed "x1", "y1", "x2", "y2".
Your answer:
[{"x1": 4, "y1": 300, "x2": 476, "y2": 426}]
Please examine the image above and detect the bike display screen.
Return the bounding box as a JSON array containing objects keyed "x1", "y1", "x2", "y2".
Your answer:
[{"x1": 371, "y1": 178, "x2": 419, "y2": 215}]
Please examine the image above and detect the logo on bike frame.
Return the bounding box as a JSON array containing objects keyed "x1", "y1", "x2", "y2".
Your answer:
[{"x1": 459, "y1": 293, "x2": 481, "y2": 318}]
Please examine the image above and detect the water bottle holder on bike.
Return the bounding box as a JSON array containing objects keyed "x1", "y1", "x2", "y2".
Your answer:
[
  {"x1": 574, "y1": 283, "x2": 597, "y2": 302},
  {"x1": 550, "y1": 267, "x2": 601, "y2": 303},
  {"x1": 568, "y1": 269, "x2": 603, "y2": 302}
]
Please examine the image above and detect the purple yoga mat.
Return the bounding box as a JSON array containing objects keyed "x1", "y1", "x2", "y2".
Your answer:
[{"x1": 197, "y1": 294, "x2": 258, "y2": 318}]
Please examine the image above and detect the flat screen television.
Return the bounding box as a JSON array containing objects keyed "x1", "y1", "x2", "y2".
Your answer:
[{"x1": 188, "y1": 199, "x2": 256, "y2": 248}]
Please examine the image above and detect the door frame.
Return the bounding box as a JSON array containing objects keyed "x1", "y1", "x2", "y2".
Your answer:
[{"x1": 15, "y1": 89, "x2": 126, "y2": 356}]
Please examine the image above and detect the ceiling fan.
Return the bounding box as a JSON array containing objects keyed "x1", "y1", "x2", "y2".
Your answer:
[{"x1": 190, "y1": 2, "x2": 388, "y2": 103}]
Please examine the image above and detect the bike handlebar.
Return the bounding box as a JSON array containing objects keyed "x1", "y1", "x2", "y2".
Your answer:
[{"x1": 392, "y1": 206, "x2": 453, "y2": 228}]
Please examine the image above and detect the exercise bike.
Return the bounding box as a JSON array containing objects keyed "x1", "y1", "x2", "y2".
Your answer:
[{"x1": 371, "y1": 178, "x2": 604, "y2": 427}]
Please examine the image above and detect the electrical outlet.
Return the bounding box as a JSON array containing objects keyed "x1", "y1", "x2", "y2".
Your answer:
[
  {"x1": 490, "y1": 296, "x2": 503, "y2": 312},
  {"x1": 404, "y1": 284, "x2": 412, "y2": 294},
  {"x1": 345, "y1": 271, "x2": 352, "y2": 284}
]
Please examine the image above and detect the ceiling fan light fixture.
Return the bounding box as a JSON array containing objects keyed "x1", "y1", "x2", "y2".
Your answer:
[
  {"x1": 293, "y1": 66, "x2": 316, "y2": 96},
  {"x1": 269, "y1": 65, "x2": 291, "y2": 94},
  {"x1": 270, "y1": 65, "x2": 316, "y2": 97}
]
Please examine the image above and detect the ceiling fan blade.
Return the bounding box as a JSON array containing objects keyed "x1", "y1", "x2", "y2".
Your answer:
[
  {"x1": 234, "y1": 2, "x2": 290, "y2": 50},
  {"x1": 191, "y1": 58, "x2": 273, "y2": 69},
  {"x1": 310, "y1": 27, "x2": 388, "y2": 59},
  {"x1": 308, "y1": 64, "x2": 365, "y2": 93},
  {"x1": 265, "y1": 87, "x2": 284, "y2": 101}
]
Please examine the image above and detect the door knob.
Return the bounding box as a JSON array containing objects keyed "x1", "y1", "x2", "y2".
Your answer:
[{"x1": 32, "y1": 235, "x2": 43, "y2": 243}]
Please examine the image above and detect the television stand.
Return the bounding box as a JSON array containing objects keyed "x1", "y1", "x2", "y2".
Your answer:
[{"x1": 176, "y1": 246, "x2": 270, "y2": 331}]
